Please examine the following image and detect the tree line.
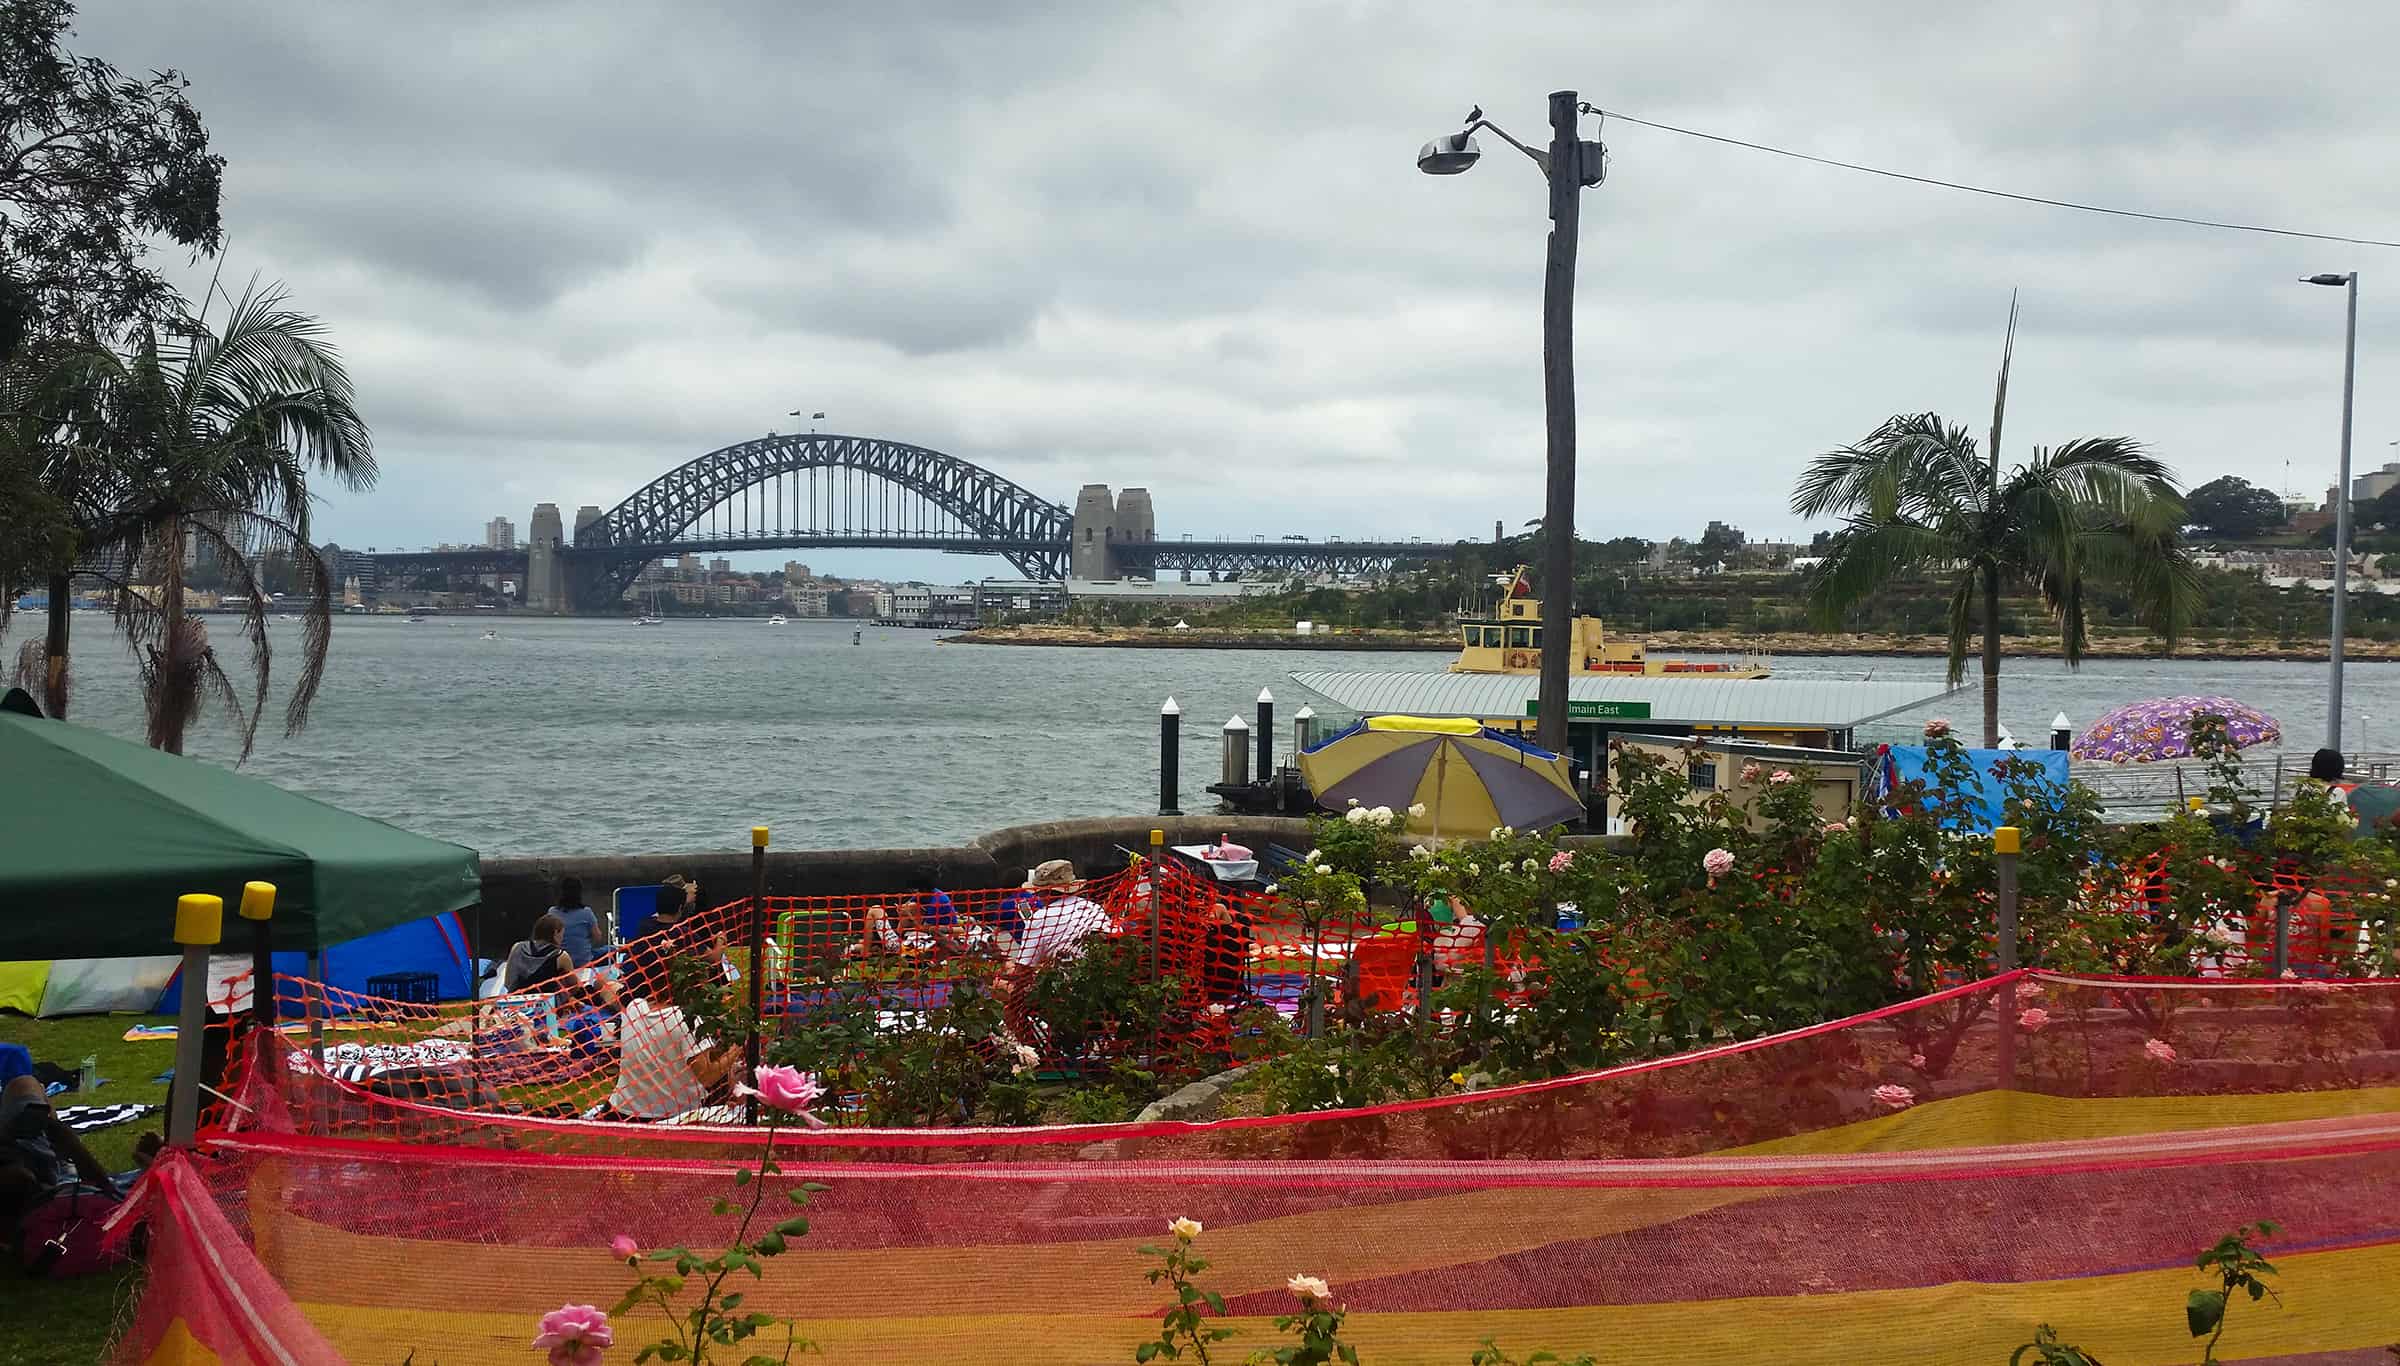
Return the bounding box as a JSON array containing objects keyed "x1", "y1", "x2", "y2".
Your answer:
[{"x1": 1, "y1": 0, "x2": 371, "y2": 756}]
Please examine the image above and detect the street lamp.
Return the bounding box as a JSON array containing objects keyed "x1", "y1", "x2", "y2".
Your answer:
[
  {"x1": 2302, "y1": 271, "x2": 2358, "y2": 752},
  {"x1": 1420, "y1": 93, "x2": 1608, "y2": 756}
]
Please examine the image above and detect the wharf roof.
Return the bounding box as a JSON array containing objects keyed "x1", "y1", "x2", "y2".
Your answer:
[{"x1": 1285, "y1": 670, "x2": 1963, "y2": 730}]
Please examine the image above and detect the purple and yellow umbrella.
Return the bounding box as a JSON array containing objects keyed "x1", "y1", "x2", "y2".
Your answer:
[{"x1": 2069, "y1": 695, "x2": 2281, "y2": 763}]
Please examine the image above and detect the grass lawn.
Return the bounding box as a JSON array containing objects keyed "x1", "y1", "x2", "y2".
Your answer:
[{"x1": 3, "y1": 1011, "x2": 179, "y2": 1366}]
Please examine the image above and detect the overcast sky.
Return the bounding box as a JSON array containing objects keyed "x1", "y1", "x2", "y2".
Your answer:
[{"x1": 71, "y1": 1, "x2": 2400, "y2": 579}]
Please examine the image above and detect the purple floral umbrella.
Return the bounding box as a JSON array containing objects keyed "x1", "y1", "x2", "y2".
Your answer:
[{"x1": 2069, "y1": 695, "x2": 2281, "y2": 763}]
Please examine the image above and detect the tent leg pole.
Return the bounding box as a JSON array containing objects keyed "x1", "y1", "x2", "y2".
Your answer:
[{"x1": 168, "y1": 941, "x2": 211, "y2": 1147}]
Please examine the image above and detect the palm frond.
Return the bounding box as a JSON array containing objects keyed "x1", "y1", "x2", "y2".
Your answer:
[
  {"x1": 1802, "y1": 518, "x2": 1957, "y2": 627},
  {"x1": 1943, "y1": 573, "x2": 1977, "y2": 688}
]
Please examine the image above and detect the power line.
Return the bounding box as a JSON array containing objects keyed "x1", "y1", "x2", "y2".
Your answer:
[{"x1": 1589, "y1": 105, "x2": 2400, "y2": 250}]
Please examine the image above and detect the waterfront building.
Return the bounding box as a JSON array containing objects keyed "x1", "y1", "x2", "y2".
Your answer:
[
  {"x1": 484, "y1": 516, "x2": 515, "y2": 549},
  {"x1": 785, "y1": 583, "x2": 830, "y2": 616}
]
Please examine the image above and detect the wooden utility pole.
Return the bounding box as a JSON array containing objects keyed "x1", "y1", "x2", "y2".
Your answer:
[{"x1": 1536, "y1": 90, "x2": 1582, "y2": 755}]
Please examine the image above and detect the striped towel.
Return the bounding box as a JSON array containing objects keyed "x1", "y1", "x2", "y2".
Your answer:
[{"x1": 57, "y1": 1103, "x2": 159, "y2": 1134}]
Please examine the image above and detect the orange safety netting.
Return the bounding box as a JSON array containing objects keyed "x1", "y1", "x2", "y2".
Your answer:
[
  {"x1": 205, "y1": 859, "x2": 1498, "y2": 1135},
  {"x1": 121, "y1": 972, "x2": 2400, "y2": 1365}
]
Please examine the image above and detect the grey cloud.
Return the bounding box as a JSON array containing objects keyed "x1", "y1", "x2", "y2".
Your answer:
[{"x1": 58, "y1": 0, "x2": 2400, "y2": 554}]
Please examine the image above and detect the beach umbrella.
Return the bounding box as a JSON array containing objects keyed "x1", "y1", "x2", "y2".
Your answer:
[
  {"x1": 2068, "y1": 695, "x2": 2282, "y2": 763},
  {"x1": 1298, "y1": 715, "x2": 1583, "y2": 838}
]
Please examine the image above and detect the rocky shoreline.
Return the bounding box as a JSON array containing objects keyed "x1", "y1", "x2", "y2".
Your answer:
[{"x1": 943, "y1": 623, "x2": 2400, "y2": 663}]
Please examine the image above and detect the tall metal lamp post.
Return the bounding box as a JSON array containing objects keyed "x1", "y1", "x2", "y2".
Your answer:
[
  {"x1": 2303, "y1": 272, "x2": 2359, "y2": 751},
  {"x1": 1419, "y1": 94, "x2": 1607, "y2": 754}
]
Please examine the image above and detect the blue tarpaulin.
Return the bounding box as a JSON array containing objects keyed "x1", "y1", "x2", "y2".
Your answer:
[{"x1": 1872, "y1": 745, "x2": 2071, "y2": 832}]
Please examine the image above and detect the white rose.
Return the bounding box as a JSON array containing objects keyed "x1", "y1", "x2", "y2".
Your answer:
[
  {"x1": 1521, "y1": 858, "x2": 1539, "y2": 874},
  {"x1": 1467, "y1": 862, "x2": 1481, "y2": 875},
  {"x1": 1409, "y1": 845, "x2": 1432, "y2": 860},
  {"x1": 1408, "y1": 803, "x2": 1427, "y2": 819},
  {"x1": 1346, "y1": 798, "x2": 1360, "y2": 807},
  {"x1": 1303, "y1": 849, "x2": 1320, "y2": 861},
  {"x1": 1344, "y1": 807, "x2": 1369, "y2": 824}
]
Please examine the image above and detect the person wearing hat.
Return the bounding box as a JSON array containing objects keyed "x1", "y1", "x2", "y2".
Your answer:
[{"x1": 1008, "y1": 859, "x2": 1111, "y2": 973}]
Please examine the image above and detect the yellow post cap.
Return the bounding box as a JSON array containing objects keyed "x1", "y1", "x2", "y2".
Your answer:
[
  {"x1": 238, "y1": 881, "x2": 277, "y2": 921},
  {"x1": 175, "y1": 893, "x2": 224, "y2": 946},
  {"x1": 750, "y1": 825, "x2": 770, "y2": 849},
  {"x1": 1992, "y1": 826, "x2": 2022, "y2": 855},
  {"x1": 1150, "y1": 828, "x2": 1166, "y2": 846},
  {"x1": 2187, "y1": 796, "x2": 2207, "y2": 811}
]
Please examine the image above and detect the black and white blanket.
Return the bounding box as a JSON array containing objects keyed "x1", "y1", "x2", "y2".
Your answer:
[{"x1": 56, "y1": 1102, "x2": 159, "y2": 1134}]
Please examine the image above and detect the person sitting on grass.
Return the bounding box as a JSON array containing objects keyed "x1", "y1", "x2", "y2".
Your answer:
[
  {"x1": 549, "y1": 875, "x2": 609, "y2": 968},
  {"x1": 1, "y1": 1076, "x2": 161, "y2": 1264},
  {"x1": 858, "y1": 896, "x2": 938, "y2": 957},
  {"x1": 996, "y1": 860, "x2": 1112, "y2": 989},
  {"x1": 601, "y1": 945, "x2": 739, "y2": 1121},
  {"x1": 502, "y1": 912, "x2": 572, "y2": 992}
]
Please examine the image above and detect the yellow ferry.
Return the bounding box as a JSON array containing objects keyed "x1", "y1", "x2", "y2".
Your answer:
[{"x1": 1451, "y1": 567, "x2": 1769, "y2": 678}]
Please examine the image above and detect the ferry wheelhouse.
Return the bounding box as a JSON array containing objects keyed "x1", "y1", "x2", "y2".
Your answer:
[{"x1": 1452, "y1": 568, "x2": 1767, "y2": 679}]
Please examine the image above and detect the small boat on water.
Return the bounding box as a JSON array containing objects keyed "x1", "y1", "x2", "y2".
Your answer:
[
  {"x1": 1452, "y1": 567, "x2": 1768, "y2": 678},
  {"x1": 481, "y1": 630, "x2": 498, "y2": 641},
  {"x1": 852, "y1": 629, "x2": 862, "y2": 645},
  {"x1": 635, "y1": 615, "x2": 663, "y2": 626},
  {"x1": 767, "y1": 615, "x2": 788, "y2": 626}
]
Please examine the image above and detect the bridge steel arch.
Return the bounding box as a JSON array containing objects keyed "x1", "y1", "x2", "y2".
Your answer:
[{"x1": 572, "y1": 434, "x2": 1072, "y2": 603}]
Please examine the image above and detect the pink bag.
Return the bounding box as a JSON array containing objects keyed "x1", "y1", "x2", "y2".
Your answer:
[{"x1": 17, "y1": 1183, "x2": 133, "y2": 1278}]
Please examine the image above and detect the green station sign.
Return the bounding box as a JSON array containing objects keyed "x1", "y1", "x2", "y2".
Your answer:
[{"x1": 1524, "y1": 699, "x2": 1652, "y2": 720}]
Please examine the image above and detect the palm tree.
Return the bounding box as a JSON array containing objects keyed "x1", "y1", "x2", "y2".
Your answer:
[
  {"x1": 1793, "y1": 407, "x2": 2197, "y2": 747},
  {"x1": 20, "y1": 279, "x2": 373, "y2": 754}
]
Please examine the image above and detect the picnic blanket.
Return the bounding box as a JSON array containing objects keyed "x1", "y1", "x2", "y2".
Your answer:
[{"x1": 56, "y1": 1102, "x2": 158, "y2": 1134}]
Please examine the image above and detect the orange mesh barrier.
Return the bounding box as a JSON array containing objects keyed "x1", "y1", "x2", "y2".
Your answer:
[{"x1": 126, "y1": 974, "x2": 2400, "y2": 1365}]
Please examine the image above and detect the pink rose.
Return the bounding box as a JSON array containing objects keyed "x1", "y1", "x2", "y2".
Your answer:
[
  {"x1": 1702, "y1": 848, "x2": 1735, "y2": 878},
  {"x1": 1768, "y1": 770, "x2": 1796, "y2": 785},
  {"x1": 1739, "y1": 762, "x2": 1764, "y2": 783},
  {"x1": 2014, "y1": 979, "x2": 2044, "y2": 1003},
  {"x1": 1908, "y1": 1053, "x2": 1928, "y2": 1070},
  {"x1": 1823, "y1": 821, "x2": 1848, "y2": 834},
  {"x1": 2143, "y1": 1039, "x2": 2176, "y2": 1063},
  {"x1": 738, "y1": 1065, "x2": 825, "y2": 1114},
  {"x1": 2301, "y1": 978, "x2": 2335, "y2": 996},
  {"x1": 2017, "y1": 1007, "x2": 2050, "y2": 1032},
  {"x1": 2278, "y1": 968, "x2": 2298, "y2": 981},
  {"x1": 608, "y1": 1234, "x2": 639, "y2": 1263},
  {"x1": 1923, "y1": 718, "x2": 1951, "y2": 739},
  {"x1": 534, "y1": 1306, "x2": 613, "y2": 1366},
  {"x1": 1547, "y1": 849, "x2": 1574, "y2": 874},
  {"x1": 1872, "y1": 1084, "x2": 1916, "y2": 1110},
  {"x1": 1286, "y1": 1274, "x2": 1332, "y2": 1303}
]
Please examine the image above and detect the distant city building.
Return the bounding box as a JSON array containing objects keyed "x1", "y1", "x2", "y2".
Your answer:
[
  {"x1": 2353, "y1": 462, "x2": 2400, "y2": 503},
  {"x1": 882, "y1": 585, "x2": 980, "y2": 626},
  {"x1": 783, "y1": 561, "x2": 813, "y2": 582},
  {"x1": 709, "y1": 557, "x2": 731, "y2": 576},
  {"x1": 484, "y1": 516, "x2": 515, "y2": 549},
  {"x1": 677, "y1": 554, "x2": 701, "y2": 583},
  {"x1": 785, "y1": 582, "x2": 830, "y2": 616}
]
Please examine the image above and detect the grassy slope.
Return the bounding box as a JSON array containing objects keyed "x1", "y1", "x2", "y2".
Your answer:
[{"x1": 3, "y1": 1012, "x2": 177, "y2": 1366}]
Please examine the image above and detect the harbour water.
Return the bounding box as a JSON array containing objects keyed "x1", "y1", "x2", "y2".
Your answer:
[{"x1": 5, "y1": 614, "x2": 2395, "y2": 855}]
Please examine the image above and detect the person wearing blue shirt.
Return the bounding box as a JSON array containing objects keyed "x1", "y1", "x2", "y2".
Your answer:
[{"x1": 550, "y1": 875, "x2": 609, "y2": 967}]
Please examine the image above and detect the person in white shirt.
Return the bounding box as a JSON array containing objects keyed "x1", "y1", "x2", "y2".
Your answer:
[
  {"x1": 1008, "y1": 859, "x2": 1112, "y2": 972},
  {"x1": 603, "y1": 947, "x2": 736, "y2": 1121}
]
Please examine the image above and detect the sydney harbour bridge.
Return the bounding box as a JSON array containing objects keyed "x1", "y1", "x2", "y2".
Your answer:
[{"x1": 356, "y1": 433, "x2": 1455, "y2": 611}]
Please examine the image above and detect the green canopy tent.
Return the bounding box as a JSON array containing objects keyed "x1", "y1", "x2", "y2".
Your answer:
[{"x1": 0, "y1": 689, "x2": 481, "y2": 960}]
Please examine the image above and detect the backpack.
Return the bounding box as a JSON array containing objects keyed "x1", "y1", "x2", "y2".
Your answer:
[{"x1": 16, "y1": 1182, "x2": 132, "y2": 1279}]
